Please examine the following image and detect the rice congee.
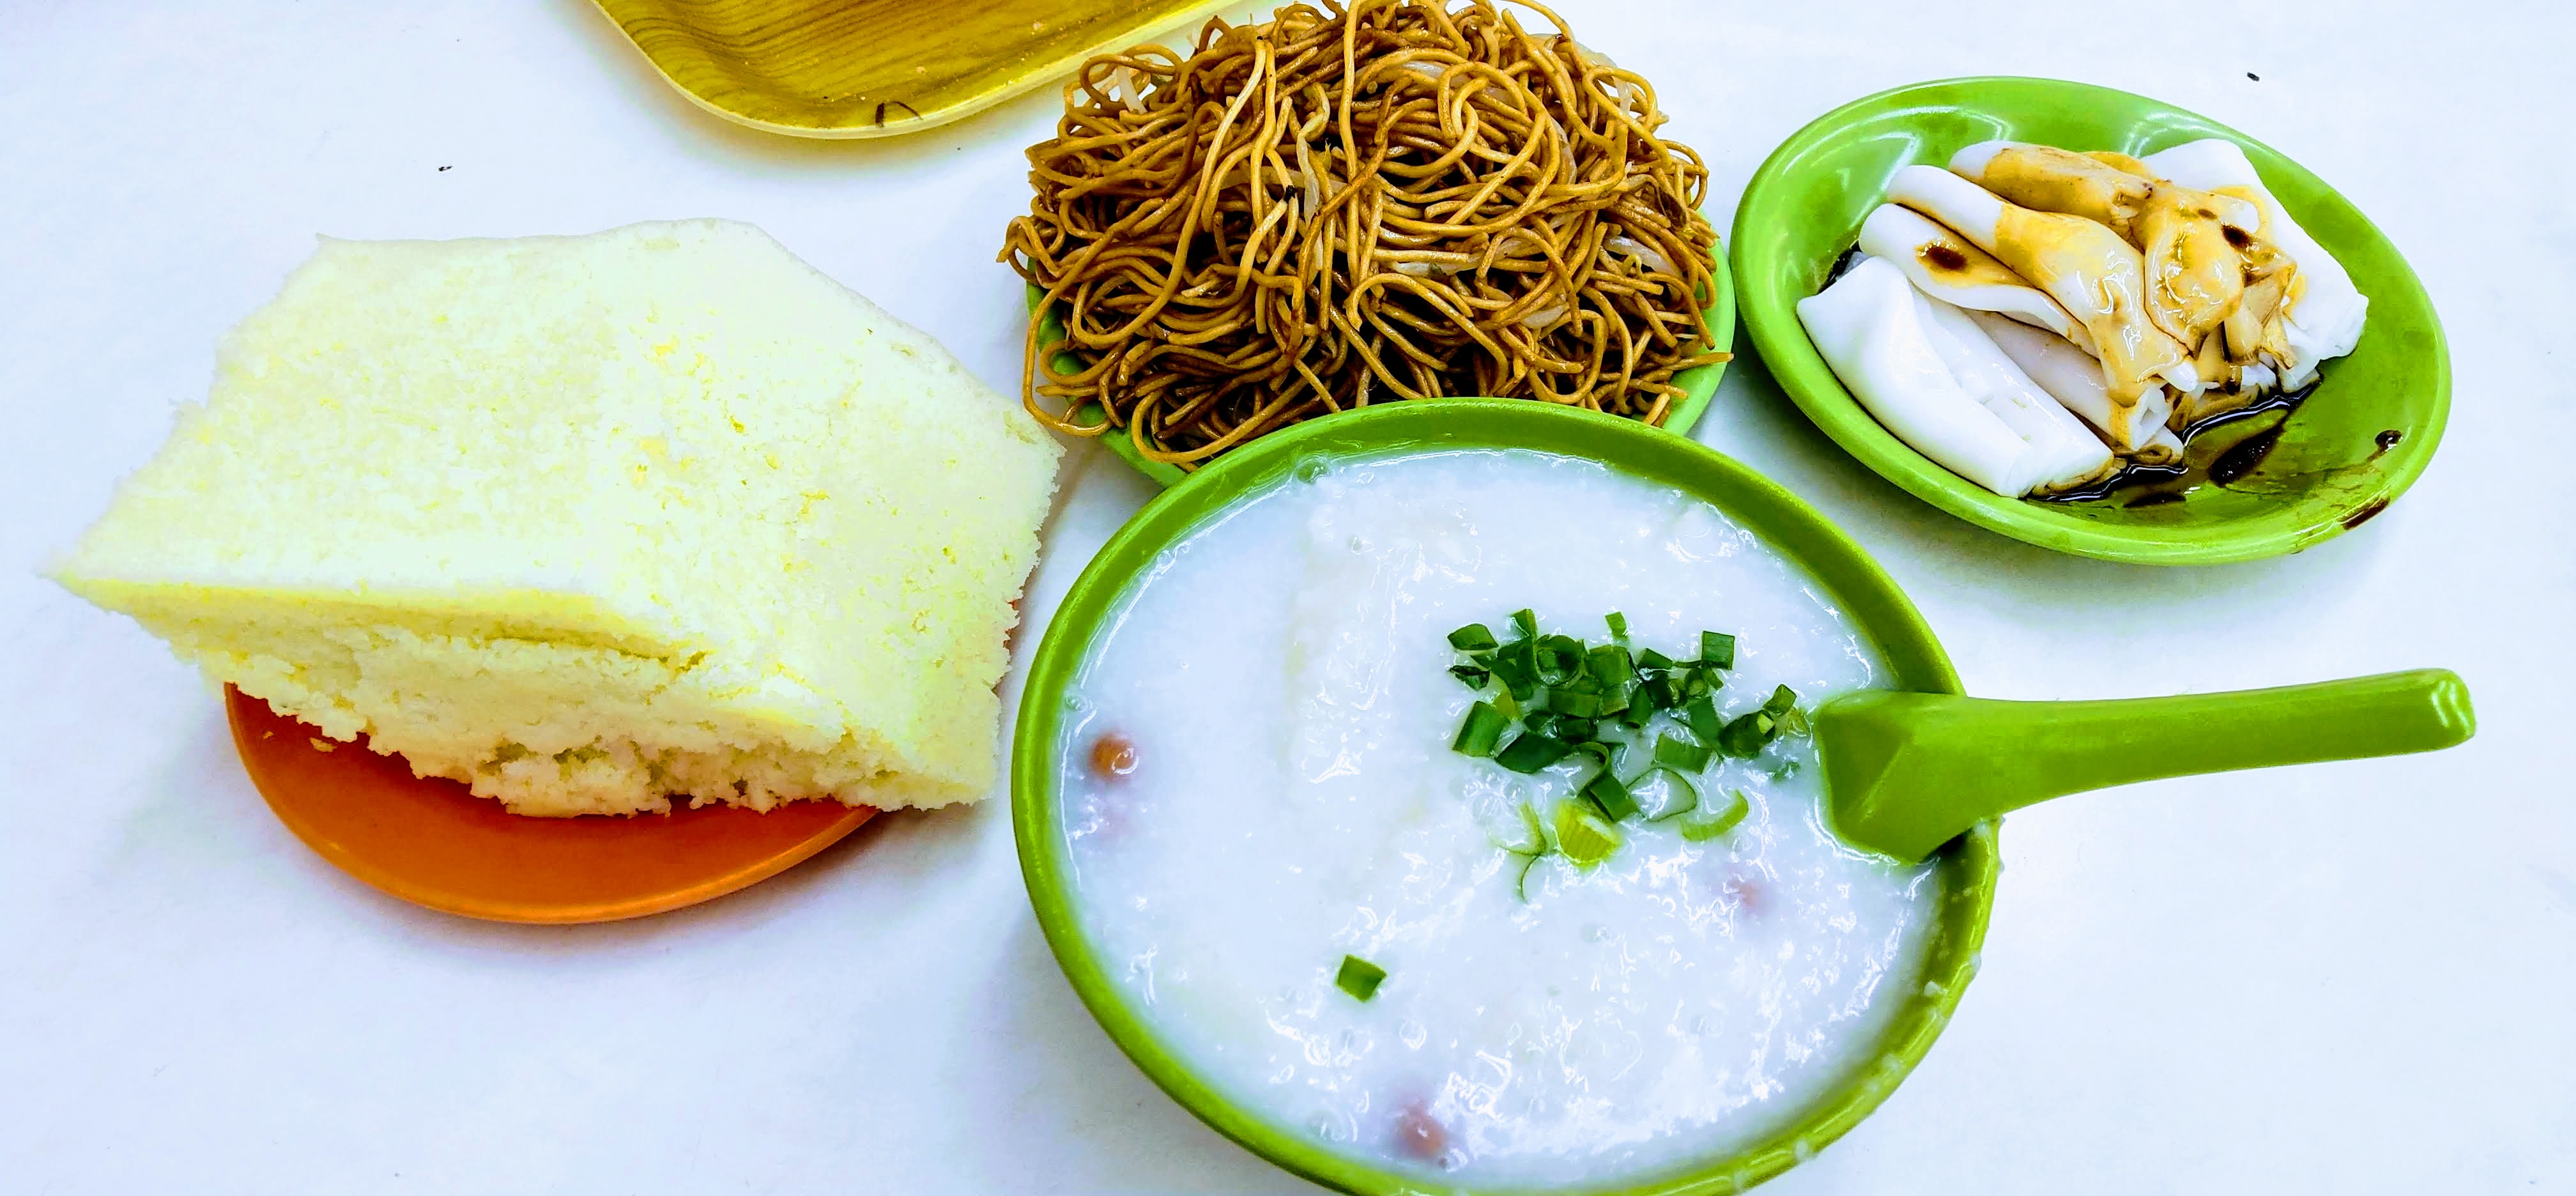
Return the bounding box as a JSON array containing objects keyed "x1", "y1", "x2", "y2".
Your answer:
[{"x1": 1054, "y1": 448, "x2": 1938, "y2": 1184}]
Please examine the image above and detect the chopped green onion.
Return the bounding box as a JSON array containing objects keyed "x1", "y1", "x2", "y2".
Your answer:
[
  {"x1": 1586, "y1": 644, "x2": 1634, "y2": 689},
  {"x1": 1535, "y1": 634, "x2": 1586, "y2": 685},
  {"x1": 1762, "y1": 689, "x2": 1808, "y2": 737},
  {"x1": 1549, "y1": 689, "x2": 1606, "y2": 719},
  {"x1": 1494, "y1": 732, "x2": 1574, "y2": 774},
  {"x1": 1685, "y1": 694, "x2": 1723, "y2": 742},
  {"x1": 1678, "y1": 788, "x2": 1751, "y2": 841},
  {"x1": 1491, "y1": 639, "x2": 1540, "y2": 700},
  {"x1": 1335, "y1": 954, "x2": 1387, "y2": 1001},
  {"x1": 1633, "y1": 673, "x2": 1676, "y2": 713},
  {"x1": 1653, "y1": 734, "x2": 1712, "y2": 773},
  {"x1": 1639, "y1": 767, "x2": 1701, "y2": 820},
  {"x1": 1446, "y1": 611, "x2": 1777, "y2": 874},
  {"x1": 1485, "y1": 797, "x2": 1547, "y2": 854},
  {"x1": 1452, "y1": 701, "x2": 1509, "y2": 757},
  {"x1": 1529, "y1": 713, "x2": 1596, "y2": 742},
  {"x1": 1718, "y1": 710, "x2": 1778, "y2": 758},
  {"x1": 1583, "y1": 768, "x2": 1638, "y2": 822},
  {"x1": 1554, "y1": 802, "x2": 1623, "y2": 867},
  {"x1": 1699, "y1": 631, "x2": 1736, "y2": 670},
  {"x1": 1508, "y1": 800, "x2": 1564, "y2": 901}
]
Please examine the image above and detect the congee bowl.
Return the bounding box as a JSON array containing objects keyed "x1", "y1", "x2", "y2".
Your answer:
[
  {"x1": 1026, "y1": 237, "x2": 1736, "y2": 488},
  {"x1": 1012, "y1": 399, "x2": 1997, "y2": 1195},
  {"x1": 1730, "y1": 76, "x2": 2449, "y2": 565}
]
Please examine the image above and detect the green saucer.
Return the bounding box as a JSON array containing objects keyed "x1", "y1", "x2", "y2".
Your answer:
[{"x1": 1731, "y1": 76, "x2": 2448, "y2": 565}]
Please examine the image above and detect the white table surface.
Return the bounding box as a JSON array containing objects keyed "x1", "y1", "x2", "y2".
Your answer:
[{"x1": 6, "y1": 1, "x2": 2571, "y2": 1192}]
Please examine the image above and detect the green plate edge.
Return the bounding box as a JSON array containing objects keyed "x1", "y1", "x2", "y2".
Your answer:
[
  {"x1": 1011, "y1": 399, "x2": 1998, "y2": 1196},
  {"x1": 1730, "y1": 75, "x2": 2451, "y2": 565},
  {"x1": 1020, "y1": 235, "x2": 1736, "y2": 489}
]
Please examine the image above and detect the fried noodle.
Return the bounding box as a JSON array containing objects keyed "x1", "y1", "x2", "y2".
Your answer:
[{"x1": 1000, "y1": 0, "x2": 1728, "y2": 468}]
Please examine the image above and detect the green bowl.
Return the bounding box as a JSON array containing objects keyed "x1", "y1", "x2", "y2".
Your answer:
[
  {"x1": 1731, "y1": 77, "x2": 2450, "y2": 565},
  {"x1": 1026, "y1": 237, "x2": 1736, "y2": 487},
  {"x1": 1011, "y1": 399, "x2": 1999, "y2": 1195}
]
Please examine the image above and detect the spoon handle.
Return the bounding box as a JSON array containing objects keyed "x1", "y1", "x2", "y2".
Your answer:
[{"x1": 1820, "y1": 669, "x2": 2475, "y2": 862}]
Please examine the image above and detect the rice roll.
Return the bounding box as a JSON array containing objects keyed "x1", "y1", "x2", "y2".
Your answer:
[
  {"x1": 1969, "y1": 309, "x2": 2184, "y2": 464},
  {"x1": 1886, "y1": 165, "x2": 2196, "y2": 404},
  {"x1": 1912, "y1": 293, "x2": 2117, "y2": 491},
  {"x1": 1951, "y1": 141, "x2": 2156, "y2": 242},
  {"x1": 1955, "y1": 142, "x2": 2263, "y2": 239},
  {"x1": 1954, "y1": 141, "x2": 2280, "y2": 361},
  {"x1": 1856, "y1": 204, "x2": 2097, "y2": 355},
  {"x1": 2142, "y1": 138, "x2": 2368, "y2": 391},
  {"x1": 2086, "y1": 150, "x2": 2158, "y2": 178},
  {"x1": 1798, "y1": 257, "x2": 2113, "y2": 497}
]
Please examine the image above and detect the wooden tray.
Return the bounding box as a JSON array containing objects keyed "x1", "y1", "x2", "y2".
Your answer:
[{"x1": 591, "y1": 0, "x2": 1232, "y2": 138}]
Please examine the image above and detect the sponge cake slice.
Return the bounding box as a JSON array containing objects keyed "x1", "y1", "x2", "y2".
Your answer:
[{"x1": 56, "y1": 220, "x2": 1061, "y2": 816}]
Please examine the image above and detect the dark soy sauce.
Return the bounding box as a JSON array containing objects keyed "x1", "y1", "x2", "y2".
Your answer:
[
  {"x1": 2036, "y1": 381, "x2": 2320, "y2": 507},
  {"x1": 1823, "y1": 246, "x2": 1866, "y2": 287},
  {"x1": 2208, "y1": 420, "x2": 2286, "y2": 484},
  {"x1": 2342, "y1": 496, "x2": 2391, "y2": 528}
]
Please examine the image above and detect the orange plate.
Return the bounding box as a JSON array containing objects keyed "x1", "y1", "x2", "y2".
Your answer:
[{"x1": 225, "y1": 686, "x2": 877, "y2": 924}]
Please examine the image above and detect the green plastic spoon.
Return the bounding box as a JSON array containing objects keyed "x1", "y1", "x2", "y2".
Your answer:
[{"x1": 1817, "y1": 669, "x2": 2476, "y2": 863}]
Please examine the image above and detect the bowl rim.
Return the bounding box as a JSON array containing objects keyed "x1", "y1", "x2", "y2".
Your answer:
[
  {"x1": 1010, "y1": 398, "x2": 2000, "y2": 1195},
  {"x1": 1025, "y1": 233, "x2": 1736, "y2": 489},
  {"x1": 1729, "y1": 74, "x2": 2452, "y2": 565}
]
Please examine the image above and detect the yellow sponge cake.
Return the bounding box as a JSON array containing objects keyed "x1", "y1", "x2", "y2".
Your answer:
[{"x1": 56, "y1": 220, "x2": 1061, "y2": 816}]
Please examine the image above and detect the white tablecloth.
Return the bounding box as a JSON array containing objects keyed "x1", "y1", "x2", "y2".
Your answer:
[{"x1": 5, "y1": 1, "x2": 2569, "y2": 1191}]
